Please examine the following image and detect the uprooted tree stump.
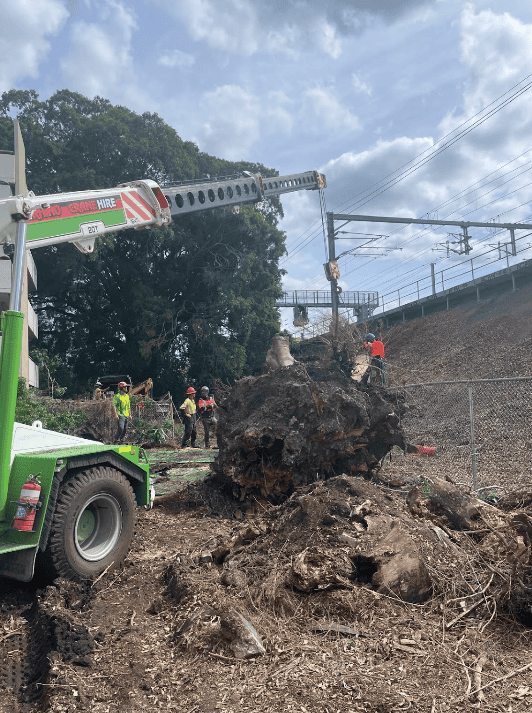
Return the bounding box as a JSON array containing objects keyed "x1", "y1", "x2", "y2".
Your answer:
[{"x1": 211, "y1": 360, "x2": 406, "y2": 502}]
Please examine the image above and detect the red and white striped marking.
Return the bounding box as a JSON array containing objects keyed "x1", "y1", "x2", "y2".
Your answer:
[{"x1": 121, "y1": 189, "x2": 157, "y2": 223}]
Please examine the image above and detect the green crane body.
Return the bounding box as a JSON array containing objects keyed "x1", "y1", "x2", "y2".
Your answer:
[{"x1": 0, "y1": 121, "x2": 326, "y2": 582}]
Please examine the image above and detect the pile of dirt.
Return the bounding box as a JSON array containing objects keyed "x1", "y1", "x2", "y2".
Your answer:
[
  {"x1": 211, "y1": 360, "x2": 406, "y2": 503},
  {"x1": 4, "y1": 480, "x2": 532, "y2": 712},
  {"x1": 384, "y1": 283, "x2": 532, "y2": 384},
  {"x1": 166, "y1": 474, "x2": 532, "y2": 654}
]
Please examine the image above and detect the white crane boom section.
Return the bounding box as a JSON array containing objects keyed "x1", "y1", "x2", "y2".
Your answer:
[{"x1": 0, "y1": 121, "x2": 326, "y2": 254}]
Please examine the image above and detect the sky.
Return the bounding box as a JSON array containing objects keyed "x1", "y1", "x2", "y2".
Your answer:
[{"x1": 3, "y1": 0, "x2": 532, "y2": 330}]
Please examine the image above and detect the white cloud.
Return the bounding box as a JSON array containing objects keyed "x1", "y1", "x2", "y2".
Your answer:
[
  {"x1": 314, "y1": 21, "x2": 342, "y2": 59},
  {"x1": 61, "y1": 0, "x2": 138, "y2": 98},
  {"x1": 194, "y1": 86, "x2": 294, "y2": 160},
  {"x1": 304, "y1": 87, "x2": 360, "y2": 132},
  {"x1": 352, "y1": 74, "x2": 372, "y2": 96},
  {"x1": 157, "y1": 49, "x2": 195, "y2": 68},
  {"x1": 281, "y1": 5, "x2": 532, "y2": 283},
  {"x1": 173, "y1": 0, "x2": 260, "y2": 56},
  {"x1": 158, "y1": 0, "x2": 436, "y2": 58},
  {"x1": 0, "y1": 0, "x2": 69, "y2": 92}
]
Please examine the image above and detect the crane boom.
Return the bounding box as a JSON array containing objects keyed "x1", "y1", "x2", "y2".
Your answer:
[
  {"x1": 0, "y1": 170, "x2": 325, "y2": 254},
  {"x1": 161, "y1": 169, "x2": 325, "y2": 218},
  {"x1": 0, "y1": 120, "x2": 327, "y2": 582}
]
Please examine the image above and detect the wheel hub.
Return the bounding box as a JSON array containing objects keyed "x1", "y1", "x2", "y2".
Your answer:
[{"x1": 74, "y1": 494, "x2": 123, "y2": 562}]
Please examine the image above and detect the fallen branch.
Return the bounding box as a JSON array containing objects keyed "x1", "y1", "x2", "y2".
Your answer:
[
  {"x1": 0, "y1": 629, "x2": 21, "y2": 643},
  {"x1": 466, "y1": 661, "x2": 532, "y2": 700},
  {"x1": 92, "y1": 561, "x2": 115, "y2": 586},
  {"x1": 445, "y1": 597, "x2": 485, "y2": 629},
  {"x1": 445, "y1": 574, "x2": 494, "y2": 606},
  {"x1": 472, "y1": 654, "x2": 488, "y2": 702},
  {"x1": 458, "y1": 654, "x2": 472, "y2": 698},
  {"x1": 311, "y1": 622, "x2": 373, "y2": 638}
]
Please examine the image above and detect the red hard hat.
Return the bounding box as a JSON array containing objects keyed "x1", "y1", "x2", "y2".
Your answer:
[
  {"x1": 118, "y1": 382, "x2": 128, "y2": 387},
  {"x1": 186, "y1": 387, "x2": 196, "y2": 395}
]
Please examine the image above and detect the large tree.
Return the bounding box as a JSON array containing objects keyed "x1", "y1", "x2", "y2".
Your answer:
[{"x1": 0, "y1": 90, "x2": 286, "y2": 397}]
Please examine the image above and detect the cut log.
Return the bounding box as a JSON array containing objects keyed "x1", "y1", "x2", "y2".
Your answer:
[
  {"x1": 407, "y1": 478, "x2": 481, "y2": 531},
  {"x1": 264, "y1": 334, "x2": 295, "y2": 370}
]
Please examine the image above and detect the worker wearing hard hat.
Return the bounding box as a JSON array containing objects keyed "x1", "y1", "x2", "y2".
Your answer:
[
  {"x1": 362, "y1": 333, "x2": 386, "y2": 385},
  {"x1": 113, "y1": 381, "x2": 131, "y2": 441},
  {"x1": 198, "y1": 385, "x2": 217, "y2": 449},
  {"x1": 180, "y1": 386, "x2": 198, "y2": 448}
]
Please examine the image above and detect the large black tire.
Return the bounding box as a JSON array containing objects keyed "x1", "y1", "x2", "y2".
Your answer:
[{"x1": 44, "y1": 466, "x2": 137, "y2": 581}]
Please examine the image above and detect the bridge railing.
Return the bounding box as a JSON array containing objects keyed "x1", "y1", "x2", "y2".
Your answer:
[{"x1": 276, "y1": 290, "x2": 379, "y2": 307}]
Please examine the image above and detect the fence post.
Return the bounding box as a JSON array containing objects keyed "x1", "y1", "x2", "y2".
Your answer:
[{"x1": 468, "y1": 385, "x2": 478, "y2": 491}]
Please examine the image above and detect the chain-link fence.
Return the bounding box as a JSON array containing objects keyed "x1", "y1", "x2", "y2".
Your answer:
[
  {"x1": 389, "y1": 377, "x2": 532, "y2": 492},
  {"x1": 127, "y1": 393, "x2": 177, "y2": 443}
]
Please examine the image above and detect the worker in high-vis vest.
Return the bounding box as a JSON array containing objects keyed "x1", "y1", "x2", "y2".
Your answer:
[
  {"x1": 198, "y1": 385, "x2": 217, "y2": 449},
  {"x1": 362, "y1": 333, "x2": 386, "y2": 385},
  {"x1": 180, "y1": 386, "x2": 198, "y2": 448},
  {"x1": 113, "y1": 381, "x2": 131, "y2": 442}
]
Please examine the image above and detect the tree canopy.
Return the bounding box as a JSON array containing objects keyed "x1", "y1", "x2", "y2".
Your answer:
[{"x1": 0, "y1": 90, "x2": 287, "y2": 398}]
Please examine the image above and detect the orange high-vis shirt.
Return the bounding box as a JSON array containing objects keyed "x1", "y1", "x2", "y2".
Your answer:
[{"x1": 365, "y1": 340, "x2": 385, "y2": 357}]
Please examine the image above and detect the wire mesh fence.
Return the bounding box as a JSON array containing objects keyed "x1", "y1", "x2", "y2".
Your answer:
[
  {"x1": 389, "y1": 377, "x2": 532, "y2": 491},
  {"x1": 126, "y1": 393, "x2": 176, "y2": 443}
]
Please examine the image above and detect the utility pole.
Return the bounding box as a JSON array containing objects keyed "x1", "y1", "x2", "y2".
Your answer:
[
  {"x1": 326, "y1": 212, "x2": 401, "y2": 333},
  {"x1": 327, "y1": 212, "x2": 339, "y2": 336},
  {"x1": 430, "y1": 263, "x2": 436, "y2": 295}
]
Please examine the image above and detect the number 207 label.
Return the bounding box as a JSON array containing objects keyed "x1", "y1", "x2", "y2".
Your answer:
[{"x1": 80, "y1": 222, "x2": 104, "y2": 237}]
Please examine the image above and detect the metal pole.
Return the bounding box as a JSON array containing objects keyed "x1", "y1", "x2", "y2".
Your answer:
[
  {"x1": 510, "y1": 227, "x2": 516, "y2": 256},
  {"x1": 326, "y1": 212, "x2": 339, "y2": 336},
  {"x1": 463, "y1": 226, "x2": 471, "y2": 255},
  {"x1": 430, "y1": 263, "x2": 436, "y2": 295},
  {"x1": 468, "y1": 386, "x2": 478, "y2": 491},
  {"x1": 471, "y1": 258, "x2": 474, "y2": 280},
  {"x1": 9, "y1": 221, "x2": 27, "y2": 312},
  {"x1": 0, "y1": 220, "x2": 27, "y2": 519}
]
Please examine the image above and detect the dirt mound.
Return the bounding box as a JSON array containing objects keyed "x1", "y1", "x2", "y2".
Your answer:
[
  {"x1": 165, "y1": 474, "x2": 532, "y2": 665},
  {"x1": 385, "y1": 283, "x2": 532, "y2": 384},
  {"x1": 211, "y1": 361, "x2": 406, "y2": 502}
]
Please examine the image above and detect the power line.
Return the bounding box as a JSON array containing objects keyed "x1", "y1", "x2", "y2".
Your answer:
[{"x1": 282, "y1": 73, "x2": 532, "y2": 265}]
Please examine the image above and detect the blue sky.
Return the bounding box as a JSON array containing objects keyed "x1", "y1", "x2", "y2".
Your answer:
[{"x1": 3, "y1": 0, "x2": 532, "y2": 329}]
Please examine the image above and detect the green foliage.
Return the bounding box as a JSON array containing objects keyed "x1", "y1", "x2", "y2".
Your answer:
[
  {"x1": 421, "y1": 479, "x2": 432, "y2": 496},
  {"x1": 15, "y1": 378, "x2": 85, "y2": 433},
  {"x1": 30, "y1": 347, "x2": 66, "y2": 397},
  {"x1": 477, "y1": 485, "x2": 500, "y2": 504},
  {"x1": 0, "y1": 89, "x2": 286, "y2": 399},
  {"x1": 130, "y1": 418, "x2": 167, "y2": 444}
]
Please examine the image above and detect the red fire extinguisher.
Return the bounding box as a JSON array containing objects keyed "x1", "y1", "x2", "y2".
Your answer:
[{"x1": 12, "y1": 476, "x2": 41, "y2": 532}]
